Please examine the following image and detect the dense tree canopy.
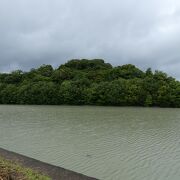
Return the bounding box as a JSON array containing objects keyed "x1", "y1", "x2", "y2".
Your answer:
[{"x1": 0, "y1": 59, "x2": 179, "y2": 107}]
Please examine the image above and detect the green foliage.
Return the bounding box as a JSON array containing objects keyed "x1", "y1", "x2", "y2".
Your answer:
[
  {"x1": 145, "y1": 94, "x2": 153, "y2": 107},
  {"x1": 52, "y1": 67, "x2": 73, "y2": 83},
  {"x1": 63, "y1": 59, "x2": 112, "y2": 70},
  {"x1": 107, "y1": 64, "x2": 145, "y2": 81},
  {"x1": 37, "y1": 64, "x2": 53, "y2": 77},
  {"x1": 17, "y1": 82, "x2": 59, "y2": 105},
  {"x1": 3, "y1": 70, "x2": 23, "y2": 84},
  {"x1": 0, "y1": 59, "x2": 179, "y2": 107},
  {"x1": 146, "y1": 68, "x2": 153, "y2": 76},
  {"x1": 0, "y1": 156, "x2": 50, "y2": 180}
]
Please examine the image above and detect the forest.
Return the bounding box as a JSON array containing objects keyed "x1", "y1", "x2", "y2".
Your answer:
[{"x1": 0, "y1": 59, "x2": 179, "y2": 107}]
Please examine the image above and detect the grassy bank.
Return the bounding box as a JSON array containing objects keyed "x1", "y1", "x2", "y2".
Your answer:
[{"x1": 0, "y1": 156, "x2": 50, "y2": 180}]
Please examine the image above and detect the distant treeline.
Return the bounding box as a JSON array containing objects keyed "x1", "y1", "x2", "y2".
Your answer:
[{"x1": 0, "y1": 59, "x2": 179, "y2": 107}]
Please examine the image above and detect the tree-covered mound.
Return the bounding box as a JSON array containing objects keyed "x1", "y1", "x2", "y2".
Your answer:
[{"x1": 0, "y1": 59, "x2": 179, "y2": 107}]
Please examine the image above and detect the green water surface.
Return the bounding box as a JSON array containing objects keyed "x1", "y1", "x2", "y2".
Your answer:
[{"x1": 0, "y1": 105, "x2": 179, "y2": 180}]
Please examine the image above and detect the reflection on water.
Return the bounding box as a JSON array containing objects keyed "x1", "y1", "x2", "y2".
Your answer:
[{"x1": 0, "y1": 105, "x2": 180, "y2": 180}]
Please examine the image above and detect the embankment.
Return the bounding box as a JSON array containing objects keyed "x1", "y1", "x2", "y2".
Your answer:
[{"x1": 0, "y1": 148, "x2": 98, "y2": 180}]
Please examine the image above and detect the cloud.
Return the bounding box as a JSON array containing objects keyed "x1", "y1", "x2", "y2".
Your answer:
[{"x1": 0, "y1": 0, "x2": 180, "y2": 79}]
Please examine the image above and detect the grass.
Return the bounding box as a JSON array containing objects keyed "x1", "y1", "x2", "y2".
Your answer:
[{"x1": 0, "y1": 156, "x2": 51, "y2": 180}]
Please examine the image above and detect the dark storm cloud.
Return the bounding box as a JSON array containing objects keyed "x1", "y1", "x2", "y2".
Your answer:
[{"x1": 0, "y1": 0, "x2": 180, "y2": 79}]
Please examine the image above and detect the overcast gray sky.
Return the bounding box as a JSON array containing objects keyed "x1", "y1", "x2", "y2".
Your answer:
[{"x1": 0, "y1": 0, "x2": 180, "y2": 79}]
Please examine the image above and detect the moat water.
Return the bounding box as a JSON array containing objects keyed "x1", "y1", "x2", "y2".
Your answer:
[{"x1": 0, "y1": 105, "x2": 180, "y2": 180}]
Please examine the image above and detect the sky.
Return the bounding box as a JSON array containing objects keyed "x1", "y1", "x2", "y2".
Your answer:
[{"x1": 0, "y1": 0, "x2": 180, "y2": 80}]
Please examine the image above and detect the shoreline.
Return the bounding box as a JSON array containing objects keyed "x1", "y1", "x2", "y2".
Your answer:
[
  {"x1": 0, "y1": 148, "x2": 98, "y2": 180},
  {"x1": 0, "y1": 104, "x2": 178, "y2": 109}
]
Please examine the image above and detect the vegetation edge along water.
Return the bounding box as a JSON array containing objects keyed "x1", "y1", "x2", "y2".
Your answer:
[
  {"x1": 0, "y1": 59, "x2": 179, "y2": 107},
  {"x1": 0, "y1": 156, "x2": 50, "y2": 180},
  {"x1": 0, "y1": 147, "x2": 98, "y2": 180}
]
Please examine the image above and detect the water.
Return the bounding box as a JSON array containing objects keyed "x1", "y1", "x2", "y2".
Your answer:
[{"x1": 0, "y1": 105, "x2": 179, "y2": 180}]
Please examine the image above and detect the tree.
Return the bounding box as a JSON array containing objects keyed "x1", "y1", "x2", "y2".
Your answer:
[
  {"x1": 146, "y1": 68, "x2": 153, "y2": 76},
  {"x1": 0, "y1": 59, "x2": 178, "y2": 107},
  {"x1": 17, "y1": 82, "x2": 58, "y2": 104},
  {"x1": 37, "y1": 65, "x2": 53, "y2": 77},
  {"x1": 59, "y1": 81, "x2": 86, "y2": 105},
  {"x1": 145, "y1": 94, "x2": 152, "y2": 107},
  {"x1": 63, "y1": 59, "x2": 112, "y2": 70}
]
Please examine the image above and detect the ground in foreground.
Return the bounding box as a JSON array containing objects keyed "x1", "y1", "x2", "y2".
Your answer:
[{"x1": 0, "y1": 156, "x2": 50, "y2": 180}]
